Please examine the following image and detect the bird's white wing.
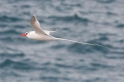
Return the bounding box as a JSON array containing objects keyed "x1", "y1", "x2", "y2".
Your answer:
[
  {"x1": 30, "y1": 15, "x2": 47, "y2": 35},
  {"x1": 43, "y1": 29, "x2": 57, "y2": 35}
]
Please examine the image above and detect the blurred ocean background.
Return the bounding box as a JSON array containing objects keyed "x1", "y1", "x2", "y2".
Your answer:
[{"x1": 0, "y1": 0, "x2": 124, "y2": 82}]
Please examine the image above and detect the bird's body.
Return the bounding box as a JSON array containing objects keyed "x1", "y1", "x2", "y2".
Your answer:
[
  {"x1": 21, "y1": 15, "x2": 109, "y2": 49},
  {"x1": 27, "y1": 31, "x2": 57, "y2": 41}
]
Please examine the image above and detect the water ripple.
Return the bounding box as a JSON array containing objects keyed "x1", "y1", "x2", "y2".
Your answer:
[
  {"x1": 0, "y1": 15, "x2": 22, "y2": 22},
  {"x1": 0, "y1": 0, "x2": 124, "y2": 82}
]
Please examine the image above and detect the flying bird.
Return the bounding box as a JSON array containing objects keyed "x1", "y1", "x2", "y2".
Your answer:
[{"x1": 21, "y1": 15, "x2": 109, "y2": 49}]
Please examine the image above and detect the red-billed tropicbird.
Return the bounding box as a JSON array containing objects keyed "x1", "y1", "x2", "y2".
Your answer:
[{"x1": 21, "y1": 15, "x2": 109, "y2": 49}]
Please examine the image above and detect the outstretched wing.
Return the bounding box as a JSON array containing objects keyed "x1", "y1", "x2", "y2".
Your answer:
[
  {"x1": 43, "y1": 29, "x2": 57, "y2": 35},
  {"x1": 30, "y1": 15, "x2": 47, "y2": 35}
]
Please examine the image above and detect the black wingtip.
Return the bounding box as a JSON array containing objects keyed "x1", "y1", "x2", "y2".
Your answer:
[
  {"x1": 33, "y1": 15, "x2": 35, "y2": 18},
  {"x1": 53, "y1": 29, "x2": 57, "y2": 31},
  {"x1": 32, "y1": 15, "x2": 36, "y2": 21},
  {"x1": 30, "y1": 15, "x2": 37, "y2": 24}
]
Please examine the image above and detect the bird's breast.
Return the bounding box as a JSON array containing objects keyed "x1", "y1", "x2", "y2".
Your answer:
[{"x1": 27, "y1": 31, "x2": 57, "y2": 41}]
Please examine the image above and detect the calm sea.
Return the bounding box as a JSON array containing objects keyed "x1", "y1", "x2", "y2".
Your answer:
[{"x1": 0, "y1": 0, "x2": 124, "y2": 82}]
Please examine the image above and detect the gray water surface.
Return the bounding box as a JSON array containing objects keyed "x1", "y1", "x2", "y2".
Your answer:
[{"x1": 0, "y1": 0, "x2": 124, "y2": 82}]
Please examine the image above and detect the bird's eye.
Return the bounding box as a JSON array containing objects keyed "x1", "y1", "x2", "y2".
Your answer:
[{"x1": 25, "y1": 32, "x2": 28, "y2": 35}]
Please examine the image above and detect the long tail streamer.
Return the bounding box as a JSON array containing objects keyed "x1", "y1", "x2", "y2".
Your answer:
[{"x1": 56, "y1": 38, "x2": 110, "y2": 49}]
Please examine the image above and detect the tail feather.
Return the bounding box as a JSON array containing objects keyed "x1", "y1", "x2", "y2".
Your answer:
[{"x1": 55, "y1": 38, "x2": 110, "y2": 49}]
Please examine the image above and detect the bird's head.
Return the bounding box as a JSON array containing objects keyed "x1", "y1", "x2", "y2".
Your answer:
[{"x1": 20, "y1": 32, "x2": 29, "y2": 37}]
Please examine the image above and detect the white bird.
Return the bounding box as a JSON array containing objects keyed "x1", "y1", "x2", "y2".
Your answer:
[{"x1": 21, "y1": 15, "x2": 109, "y2": 49}]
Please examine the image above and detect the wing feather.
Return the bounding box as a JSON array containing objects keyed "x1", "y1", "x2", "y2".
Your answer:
[{"x1": 30, "y1": 15, "x2": 47, "y2": 35}]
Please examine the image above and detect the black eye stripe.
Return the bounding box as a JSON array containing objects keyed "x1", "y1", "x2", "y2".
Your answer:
[
  {"x1": 25, "y1": 32, "x2": 28, "y2": 35},
  {"x1": 25, "y1": 31, "x2": 30, "y2": 35}
]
